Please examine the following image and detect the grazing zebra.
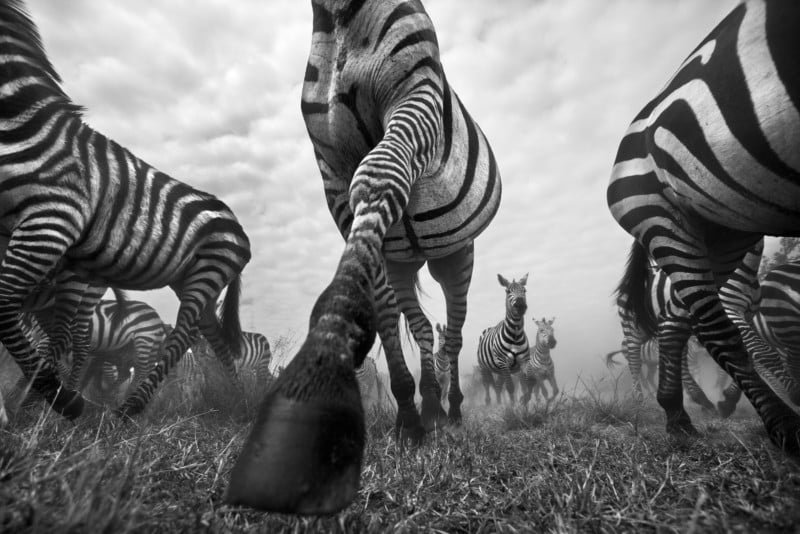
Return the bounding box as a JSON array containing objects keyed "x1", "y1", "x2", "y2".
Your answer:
[
  {"x1": 228, "y1": 0, "x2": 502, "y2": 513},
  {"x1": 750, "y1": 261, "x2": 800, "y2": 403},
  {"x1": 476, "y1": 274, "x2": 530, "y2": 406},
  {"x1": 0, "y1": 2, "x2": 251, "y2": 421},
  {"x1": 68, "y1": 300, "x2": 167, "y2": 404},
  {"x1": 433, "y1": 323, "x2": 449, "y2": 403},
  {"x1": 520, "y1": 317, "x2": 558, "y2": 405},
  {"x1": 613, "y1": 257, "x2": 740, "y2": 415},
  {"x1": 172, "y1": 331, "x2": 273, "y2": 394},
  {"x1": 607, "y1": 0, "x2": 800, "y2": 452}
]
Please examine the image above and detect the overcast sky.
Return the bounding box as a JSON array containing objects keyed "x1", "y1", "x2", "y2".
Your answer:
[{"x1": 24, "y1": 0, "x2": 747, "y2": 392}]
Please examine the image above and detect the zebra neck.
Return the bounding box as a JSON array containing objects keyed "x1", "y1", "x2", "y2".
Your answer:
[
  {"x1": 533, "y1": 342, "x2": 552, "y2": 364},
  {"x1": 501, "y1": 313, "x2": 525, "y2": 339}
]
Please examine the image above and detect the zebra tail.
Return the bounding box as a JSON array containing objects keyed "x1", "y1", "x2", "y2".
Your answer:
[
  {"x1": 615, "y1": 240, "x2": 657, "y2": 338},
  {"x1": 218, "y1": 275, "x2": 243, "y2": 355},
  {"x1": 108, "y1": 288, "x2": 129, "y2": 325}
]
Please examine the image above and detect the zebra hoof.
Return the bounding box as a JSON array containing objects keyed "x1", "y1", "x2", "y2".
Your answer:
[
  {"x1": 114, "y1": 400, "x2": 143, "y2": 420},
  {"x1": 49, "y1": 389, "x2": 84, "y2": 420},
  {"x1": 226, "y1": 390, "x2": 364, "y2": 514},
  {"x1": 717, "y1": 398, "x2": 738, "y2": 419}
]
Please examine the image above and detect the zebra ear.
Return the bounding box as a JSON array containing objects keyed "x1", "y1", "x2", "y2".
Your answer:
[
  {"x1": 519, "y1": 272, "x2": 529, "y2": 285},
  {"x1": 497, "y1": 274, "x2": 510, "y2": 287}
]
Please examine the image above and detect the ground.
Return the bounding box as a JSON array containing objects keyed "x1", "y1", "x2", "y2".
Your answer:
[{"x1": 1, "y1": 361, "x2": 800, "y2": 533}]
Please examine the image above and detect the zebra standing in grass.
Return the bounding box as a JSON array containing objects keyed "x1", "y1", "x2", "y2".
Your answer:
[
  {"x1": 228, "y1": 0, "x2": 502, "y2": 513},
  {"x1": 0, "y1": 2, "x2": 251, "y2": 421},
  {"x1": 613, "y1": 258, "x2": 740, "y2": 415},
  {"x1": 476, "y1": 274, "x2": 530, "y2": 406},
  {"x1": 520, "y1": 317, "x2": 558, "y2": 405},
  {"x1": 433, "y1": 323, "x2": 449, "y2": 403},
  {"x1": 607, "y1": 0, "x2": 800, "y2": 452}
]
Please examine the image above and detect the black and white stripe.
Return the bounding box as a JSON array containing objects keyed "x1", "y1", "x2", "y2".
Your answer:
[
  {"x1": 607, "y1": 0, "x2": 800, "y2": 453},
  {"x1": 476, "y1": 274, "x2": 529, "y2": 406},
  {"x1": 0, "y1": 2, "x2": 251, "y2": 420},
  {"x1": 433, "y1": 323, "x2": 449, "y2": 403},
  {"x1": 229, "y1": 0, "x2": 502, "y2": 513}
]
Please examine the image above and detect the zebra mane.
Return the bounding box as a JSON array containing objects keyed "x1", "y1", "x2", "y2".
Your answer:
[{"x1": 0, "y1": 1, "x2": 83, "y2": 114}]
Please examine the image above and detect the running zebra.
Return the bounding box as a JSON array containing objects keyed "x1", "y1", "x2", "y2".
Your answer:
[
  {"x1": 228, "y1": 0, "x2": 502, "y2": 513},
  {"x1": 612, "y1": 256, "x2": 740, "y2": 415},
  {"x1": 0, "y1": 2, "x2": 251, "y2": 421},
  {"x1": 607, "y1": 0, "x2": 800, "y2": 453},
  {"x1": 751, "y1": 261, "x2": 800, "y2": 403},
  {"x1": 476, "y1": 274, "x2": 530, "y2": 406},
  {"x1": 433, "y1": 323, "x2": 449, "y2": 403},
  {"x1": 520, "y1": 317, "x2": 558, "y2": 405}
]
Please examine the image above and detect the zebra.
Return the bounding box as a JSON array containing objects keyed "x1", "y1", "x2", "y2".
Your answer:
[
  {"x1": 476, "y1": 274, "x2": 530, "y2": 406},
  {"x1": 607, "y1": 0, "x2": 800, "y2": 453},
  {"x1": 613, "y1": 257, "x2": 740, "y2": 415},
  {"x1": 433, "y1": 323, "x2": 449, "y2": 403},
  {"x1": 520, "y1": 317, "x2": 558, "y2": 405},
  {"x1": 750, "y1": 261, "x2": 800, "y2": 403},
  {"x1": 228, "y1": 0, "x2": 502, "y2": 513},
  {"x1": 171, "y1": 330, "x2": 273, "y2": 395},
  {"x1": 0, "y1": 2, "x2": 251, "y2": 421},
  {"x1": 68, "y1": 299, "x2": 168, "y2": 405}
]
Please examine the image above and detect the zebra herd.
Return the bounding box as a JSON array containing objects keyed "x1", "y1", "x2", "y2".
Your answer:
[{"x1": 0, "y1": 0, "x2": 799, "y2": 518}]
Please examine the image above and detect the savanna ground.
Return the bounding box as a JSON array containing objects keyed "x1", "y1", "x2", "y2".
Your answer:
[{"x1": 2, "y1": 350, "x2": 800, "y2": 534}]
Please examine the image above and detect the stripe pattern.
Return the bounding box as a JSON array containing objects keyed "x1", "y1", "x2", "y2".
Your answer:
[
  {"x1": 476, "y1": 274, "x2": 529, "y2": 405},
  {"x1": 433, "y1": 322, "x2": 449, "y2": 403},
  {"x1": 229, "y1": 0, "x2": 502, "y2": 513},
  {"x1": 0, "y1": 2, "x2": 251, "y2": 420},
  {"x1": 607, "y1": 0, "x2": 800, "y2": 452},
  {"x1": 520, "y1": 317, "x2": 558, "y2": 405}
]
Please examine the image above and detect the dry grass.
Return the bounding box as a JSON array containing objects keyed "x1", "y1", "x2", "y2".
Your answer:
[{"x1": 1, "y1": 366, "x2": 800, "y2": 533}]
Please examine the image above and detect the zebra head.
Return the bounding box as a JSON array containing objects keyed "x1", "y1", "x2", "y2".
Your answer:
[
  {"x1": 534, "y1": 317, "x2": 557, "y2": 349},
  {"x1": 497, "y1": 273, "x2": 528, "y2": 319}
]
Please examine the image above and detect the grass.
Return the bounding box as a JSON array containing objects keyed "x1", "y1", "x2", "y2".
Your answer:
[{"x1": 1, "y1": 365, "x2": 800, "y2": 533}]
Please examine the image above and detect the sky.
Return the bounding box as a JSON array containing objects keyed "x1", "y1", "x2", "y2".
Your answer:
[{"x1": 23, "y1": 0, "x2": 748, "y2": 393}]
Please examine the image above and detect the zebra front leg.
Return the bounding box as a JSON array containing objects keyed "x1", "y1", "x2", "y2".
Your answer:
[
  {"x1": 481, "y1": 369, "x2": 494, "y2": 406},
  {"x1": 546, "y1": 374, "x2": 559, "y2": 404},
  {"x1": 681, "y1": 346, "x2": 716, "y2": 414}
]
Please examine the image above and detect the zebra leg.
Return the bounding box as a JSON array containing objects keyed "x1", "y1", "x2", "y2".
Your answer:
[
  {"x1": 481, "y1": 368, "x2": 494, "y2": 405},
  {"x1": 0, "y1": 237, "x2": 83, "y2": 419},
  {"x1": 622, "y1": 323, "x2": 645, "y2": 400},
  {"x1": 385, "y1": 259, "x2": 446, "y2": 432},
  {"x1": 681, "y1": 345, "x2": 715, "y2": 414},
  {"x1": 504, "y1": 370, "x2": 516, "y2": 404},
  {"x1": 428, "y1": 245, "x2": 473, "y2": 424},
  {"x1": 547, "y1": 373, "x2": 559, "y2": 403},
  {"x1": 656, "y1": 307, "x2": 696, "y2": 435},
  {"x1": 64, "y1": 281, "x2": 107, "y2": 391}
]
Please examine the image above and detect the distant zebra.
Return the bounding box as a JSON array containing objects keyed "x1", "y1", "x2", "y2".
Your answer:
[
  {"x1": 613, "y1": 259, "x2": 739, "y2": 415},
  {"x1": 751, "y1": 261, "x2": 800, "y2": 403},
  {"x1": 229, "y1": 0, "x2": 502, "y2": 513},
  {"x1": 433, "y1": 323, "x2": 449, "y2": 403},
  {"x1": 476, "y1": 274, "x2": 529, "y2": 405},
  {"x1": 0, "y1": 2, "x2": 251, "y2": 421},
  {"x1": 607, "y1": 0, "x2": 800, "y2": 452},
  {"x1": 520, "y1": 317, "x2": 558, "y2": 405},
  {"x1": 173, "y1": 331, "x2": 272, "y2": 394}
]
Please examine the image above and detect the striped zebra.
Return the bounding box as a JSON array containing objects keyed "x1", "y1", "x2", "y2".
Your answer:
[
  {"x1": 69, "y1": 300, "x2": 167, "y2": 404},
  {"x1": 0, "y1": 2, "x2": 251, "y2": 421},
  {"x1": 476, "y1": 274, "x2": 530, "y2": 406},
  {"x1": 433, "y1": 323, "x2": 449, "y2": 403},
  {"x1": 228, "y1": 0, "x2": 502, "y2": 513},
  {"x1": 607, "y1": 0, "x2": 800, "y2": 453},
  {"x1": 751, "y1": 261, "x2": 800, "y2": 403},
  {"x1": 520, "y1": 317, "x2": 558, "y2": 405},
  {"x1": 172, "y1": 331, "x2": 272, "y2": 395},
  {"x1": 612, "y1": 256, "x2": 741, "y2": 415}
]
